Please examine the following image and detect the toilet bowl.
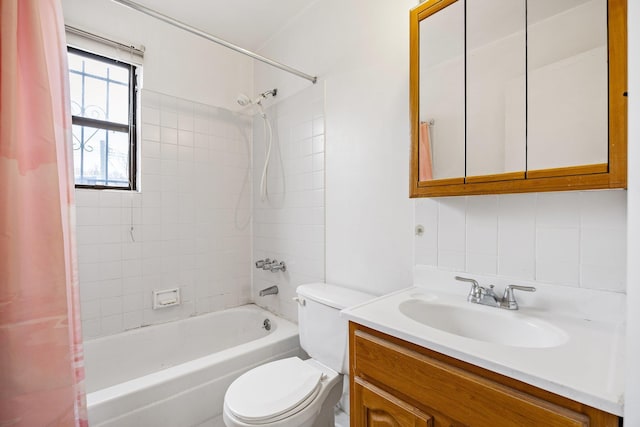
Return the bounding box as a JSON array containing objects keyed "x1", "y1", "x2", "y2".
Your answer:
[
  {"x1": 223, "y1": 283, "x2": 374, "y2": 427},
  {"x1": 223, "y1": 358, "x2": 343, "y2": 427}
]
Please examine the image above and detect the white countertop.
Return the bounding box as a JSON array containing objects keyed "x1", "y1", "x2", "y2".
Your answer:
[{"x1": 342, "y1": 281, "x2": 625, "y2": 416}]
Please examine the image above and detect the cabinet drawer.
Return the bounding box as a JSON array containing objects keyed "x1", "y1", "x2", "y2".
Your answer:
[{"x1": 352, "y1": 329, "x2": 589, "y2": 427}]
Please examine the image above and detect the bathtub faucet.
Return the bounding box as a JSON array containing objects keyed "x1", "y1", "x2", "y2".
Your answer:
[
  {"x1": 268, "y1": 261, "x2": 286, "y2": 272},
  {"x1": 259, "y1": 286, "x2": 279, "y2": 297},
  {"x1": 255, "y1": 258, "x2": 271, "y2": 268},
  {"x1": 256, "y1": 258, "x2": 287, "y2": 273}
]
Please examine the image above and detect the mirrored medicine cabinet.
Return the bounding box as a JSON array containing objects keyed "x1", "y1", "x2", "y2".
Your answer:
[{"x1": 409, "y1": 0, "x2": 627, "y2": 197}]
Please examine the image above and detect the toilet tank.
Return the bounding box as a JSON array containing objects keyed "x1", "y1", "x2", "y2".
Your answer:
[{"x1": 296, "y1": 283, "x2": 374, "y2": 374}]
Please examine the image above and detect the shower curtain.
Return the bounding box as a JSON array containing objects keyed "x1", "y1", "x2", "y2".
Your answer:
[
  {"x1": 419, "y1": 121, "x2": 433, "y2": 181},
  {"x1": 0, "y1": 0, "x2": 88, "y2": 425}
]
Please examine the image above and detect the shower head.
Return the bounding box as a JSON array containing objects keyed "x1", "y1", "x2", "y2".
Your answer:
[
  {"x1": 236, "y1": 88, "x2": 278, "y2": 107},
  {"x1": 259, "y1": 88, "x2": 277, "y2": 99},
  {"x1": 237, "y1": 93, "x2": 252, "y2": 106}
]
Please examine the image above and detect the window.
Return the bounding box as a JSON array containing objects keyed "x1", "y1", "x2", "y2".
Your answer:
[{"x1": 67, "y1": 47, "x2": 137, "y2": 189}]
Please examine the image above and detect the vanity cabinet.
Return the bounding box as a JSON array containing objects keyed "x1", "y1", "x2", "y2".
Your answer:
[{"x1": 349, "y1": 323, "x2": 620, "y2": 427}]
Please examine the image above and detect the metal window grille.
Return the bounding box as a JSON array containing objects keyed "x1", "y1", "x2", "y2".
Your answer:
[{"x1": 67, "y1": 47, "x2": 137, "y2": 190}]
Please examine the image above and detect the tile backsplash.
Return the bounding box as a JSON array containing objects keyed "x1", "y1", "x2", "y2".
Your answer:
[
  {"x1": 415, "y1": 190, "x2": 627, "y2": 292},
  {"x1": 76, "y1": 90, "x2": 252, "y2": 338}
]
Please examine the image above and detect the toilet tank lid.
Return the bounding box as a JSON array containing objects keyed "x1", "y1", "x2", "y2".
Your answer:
[{"x1": 296, "y1": 283, "x2": 375, "y2": 310}]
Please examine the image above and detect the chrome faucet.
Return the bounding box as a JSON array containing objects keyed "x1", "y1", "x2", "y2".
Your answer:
[
  {"x1": 255, "y1": 258, "x2": 271, "y2": 269},
  {"x1": 501, "y1": 284, "x2": 536, "y2": 310},
  {"x1": 255, "y1": 258, "x2": 286, "y2": 272},
  {"x1": 259, "y1": 285, "x2": 279, "y2": 296},
  {"x1": 268, "y1": 261, "x2": 286, "y2": 272},
  {"x1": 455, "y1": 276, "x2": 535, "y2": 310}
]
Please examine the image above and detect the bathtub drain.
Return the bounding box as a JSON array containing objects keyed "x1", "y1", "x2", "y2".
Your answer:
[{"x1": 263, "y1": 319, "x2": 271, "y2": 331}]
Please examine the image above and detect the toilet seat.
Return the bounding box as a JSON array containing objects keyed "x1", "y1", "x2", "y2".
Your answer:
[{"x1": 225, "y1": 357, "x2": 325, "y2": 424}]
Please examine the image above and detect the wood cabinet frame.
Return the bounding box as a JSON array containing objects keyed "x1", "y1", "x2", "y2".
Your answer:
[
  {"x1": 350, "y1": 322, "x2": 621, "y2": 427},
  {"x1": 409, "y1": 0, "x2": 627, "y2": 198}
]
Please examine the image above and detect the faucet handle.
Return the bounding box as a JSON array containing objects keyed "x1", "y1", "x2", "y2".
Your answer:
[
  {"x1": 455, "y1": 276, "x2": 481, "y2": 301},
  {"x1": 269, "y1": 261, "x2": 287, "y2": 272},
  {"x1": 262, "y1": 259, "x2": 277, "y2": 270},
  {"x1": 255, "y1": 258, "x2": 271, "y2": 268},
  {"x1": 502, "y1": 285, "x2": 536, "y2": 310}
]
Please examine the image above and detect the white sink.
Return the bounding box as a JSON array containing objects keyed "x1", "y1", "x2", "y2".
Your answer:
[
  {"x1": 399, "y1": 298, "x2": 568, "y2": 348},
  {"x1": 341, "y1": 284, "x2": 625, "y2": 415}
]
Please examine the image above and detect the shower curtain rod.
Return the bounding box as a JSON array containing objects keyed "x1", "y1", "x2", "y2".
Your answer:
[
  {"x1": 111, "y1": 0, "x2": 318, "y2": 84},
  {"x1": 65, "y1": 25, "x2": 146, "y2": 57}
]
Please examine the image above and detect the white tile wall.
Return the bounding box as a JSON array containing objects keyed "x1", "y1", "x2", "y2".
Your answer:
[
  {"x1": 415, "y1": 190, "x2": 627, "y2": 292},
  {"x1": 252, "y1": 84, "x2": 326, "y2": 322},
  {"x1": 76, "y1": 90, "x2": 252, "y2": 338}
]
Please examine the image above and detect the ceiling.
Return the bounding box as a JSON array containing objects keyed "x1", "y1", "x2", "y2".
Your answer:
[{"x1": 124, "y1": 0, "x2": 320, "y2": 51}]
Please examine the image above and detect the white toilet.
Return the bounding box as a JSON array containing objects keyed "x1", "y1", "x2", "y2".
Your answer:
[{"x1": 223, "y1": 283, "x2": 373, "y2": 427}]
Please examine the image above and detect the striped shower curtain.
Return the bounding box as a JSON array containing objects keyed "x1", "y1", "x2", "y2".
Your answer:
[{"x1": 0, "y1": 0, "x2": 88, "y2": 425}]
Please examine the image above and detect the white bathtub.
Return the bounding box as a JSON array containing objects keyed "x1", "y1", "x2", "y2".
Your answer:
[{"x1": 84, "y1": 304, "x2": 302, "y2": 427}]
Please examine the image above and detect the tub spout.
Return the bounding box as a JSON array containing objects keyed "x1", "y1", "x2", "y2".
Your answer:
[{"x1": 259, "y1": 286, "x2": 279, "y2": 297}]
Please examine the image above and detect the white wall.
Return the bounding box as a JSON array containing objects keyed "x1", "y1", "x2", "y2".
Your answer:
[
  {"x1": 253, "y1": 0, "x2": 628, "y2": 297},
  {"x1": 62, "y1": 0, "x2": 255, "y2": 338},
  {"x1": 254, "y1": 0, "x2": 416, "y2": 297},
  {"x1": 252, "y1": 84, "x2": 326, "y2": 322},
  {"x1": 76, "y1": 91, "x2": 252, "y2": 338},
  {"x1": 624, "y1": 0, "x2": 640, "y2": 421},
  {"x1": 62, "y1": 0, "x2": 253, "y2": 110}
]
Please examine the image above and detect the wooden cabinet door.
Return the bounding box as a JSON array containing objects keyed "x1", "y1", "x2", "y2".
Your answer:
[
  {"x1": 350, "y1": 323, "x2": 620, "y2": 427},
  {"x1": 353, "y1": 329, "x2": 591, "y2": 427},
  {"x1": 353, "y1": 377, "x2": 432, "y2": 427}
]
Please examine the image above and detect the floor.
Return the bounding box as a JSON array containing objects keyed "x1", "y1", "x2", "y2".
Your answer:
[
  {"x1": 335, "y1": 408, "x2": 349, "y2": 427},
  {"x1": 198, "y1": 407, "x2": 350, "y2": 426},
  {"x1": 193, "y1": 415, "x2": 222, "y2": 427}
]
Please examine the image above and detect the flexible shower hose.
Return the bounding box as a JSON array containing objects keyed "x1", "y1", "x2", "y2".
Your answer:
[{"x1": 258, "y1": 104, "x2": 273, "y2": 202}]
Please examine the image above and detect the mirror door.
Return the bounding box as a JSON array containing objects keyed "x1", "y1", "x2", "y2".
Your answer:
[
  {"x1": 409, "y1": 0, "x2": 627, "y2": 197},
  {"x1": 418, "y1": 0, "x2": 465, "y2": 182},
  {"x1": 466, "y1": 0, "x2": 526, "y2": 181},
  {"x1": 527, "y1": 0, "x2": 608, "y2": 175}
]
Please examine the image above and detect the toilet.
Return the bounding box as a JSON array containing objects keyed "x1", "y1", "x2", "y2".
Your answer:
[{"x1": 223, "y1": 283, "x2": 373, "y2": 427}]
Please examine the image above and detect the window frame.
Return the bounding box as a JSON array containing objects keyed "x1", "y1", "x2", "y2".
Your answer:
[{"x1": 68, "y1": 46, "x2": 138, "y2": 191}]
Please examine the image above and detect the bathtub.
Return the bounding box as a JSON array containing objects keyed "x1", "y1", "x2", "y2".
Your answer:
[{"x1": 84, "y1": 304, "x2": 302, "y2": 427}]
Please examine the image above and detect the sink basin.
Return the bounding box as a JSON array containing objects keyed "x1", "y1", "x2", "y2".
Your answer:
[{"x1": 399, "y1": 298, "x2": 568, "y2": 348}]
